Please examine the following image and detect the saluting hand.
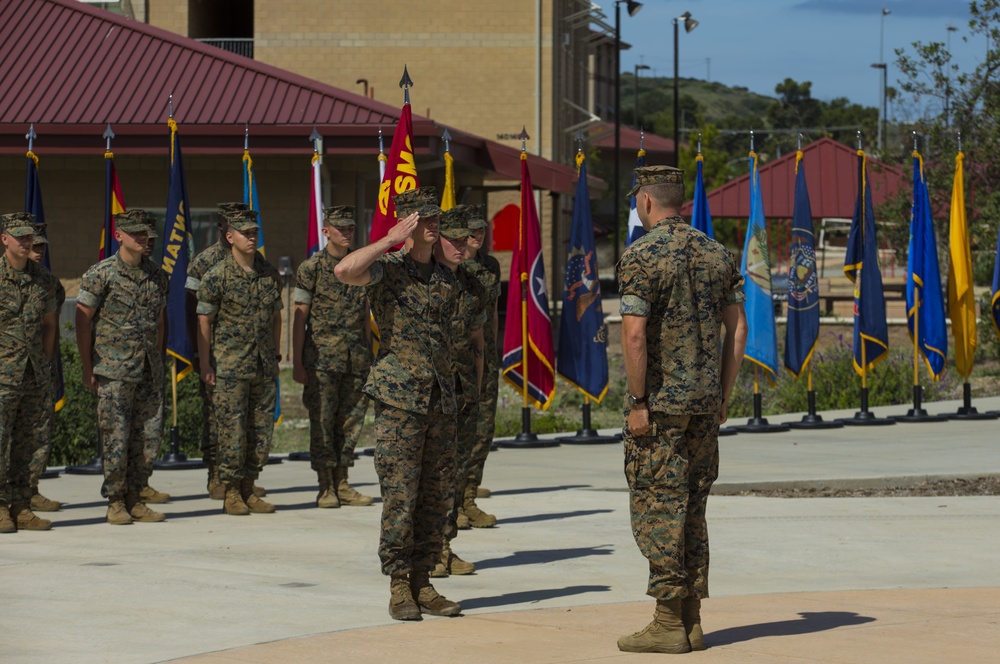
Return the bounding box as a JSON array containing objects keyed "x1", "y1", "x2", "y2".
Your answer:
[{"x1": 386, "y1": 212, "x2": 420, "y2": 246}]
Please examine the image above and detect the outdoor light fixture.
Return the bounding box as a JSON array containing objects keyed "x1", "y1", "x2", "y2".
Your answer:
[{"x1": 626, "y1": 1, "x2": 643, "y2": 17}]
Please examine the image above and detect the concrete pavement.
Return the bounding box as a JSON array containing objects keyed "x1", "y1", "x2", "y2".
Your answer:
[{"x1": 2, "y1": 395, "x2": 999, "y2": 663}]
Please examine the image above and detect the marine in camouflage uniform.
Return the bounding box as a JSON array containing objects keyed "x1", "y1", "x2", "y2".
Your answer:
[
  {"x1": 76, "y1": 210, "x2": 169, "y2": 526},
  {"x1": 462, "y1": 204, "x2": 501, "y2": 527},
  {"x1": 25, "y1": 226, "x2": 65, "y2": 513},
  {"x1": 185, "y1": 202, "x2": 244, "y2": 499},
  {"x1": 197, "y1": 209, "x2": 282, "y2": 516},
  {"x1": 293, "y1": 206, "x2": 373, "y2": 509},
  {"x1": 334, "y1": 186, "x2": 462, "y2": 621},
  {"x1": 431, "y1": 205, "x2": 487, "y2": 577},
  {"x1": 616, "y1": 166, "x2": 747, "y2": 654},
  {"x1": 0, "y1": 213, "x2": 58, "y2": 533}
]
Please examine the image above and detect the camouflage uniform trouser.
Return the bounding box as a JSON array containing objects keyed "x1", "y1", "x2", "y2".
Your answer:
[
  {"x1": 467, "y1": 365, "x2": 499, "y2": 488},
  {"x1": 198, "y1": 378, "x2": 217, "y2": 464},
  {"x1": 303, "y1": 368, "x2": 369, "y2": 471},
  {"x1": 374, "y1": 384, "x2": 457, "y2": 577},
  {"x1": 446, "y1": 393, "x2": 479, "y2": 540},
  {"x1": 97, "y1": 368, "x2": 164, "y2": 499},
  {"x1": 623, "y1": 412, "x2": 719, "y2": 601},
  {"x1": 29, "y1": 364, "x2": 59, "y2": 489},
  {"x1": 214, "y1": 375, "x2": 276, "y2": 485},
  {"x1": 0, "y1": 372, "x2": 51, "y2": 505}
]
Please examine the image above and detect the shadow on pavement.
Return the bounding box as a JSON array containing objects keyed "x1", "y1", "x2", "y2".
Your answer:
[
  {"x1": 475, "y1": 545, "x2": 615, "y2": 570},
  {"x1": 460, "y1": 584, "x2": 611, "y2": 610},
  {"x1": 488, "y1": 484, "x2": 592, "y2": 497},
  {"x1": 707, "y1": 611, "x2": 877, "y2": 646},
  {"x1": 53, "y1": 508, "x2": 227, "y2": 527},
  {"x1": 499, "y1": 509, "x2": 613, "y2": 525}
]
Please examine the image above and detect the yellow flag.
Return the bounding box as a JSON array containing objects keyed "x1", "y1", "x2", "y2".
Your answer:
[
  {"x1": 948, "y1": 150, "x2": 976, "y2": 378},
  {"x1": 441, "y1": 151, "x2": 456, "y2": 211}
]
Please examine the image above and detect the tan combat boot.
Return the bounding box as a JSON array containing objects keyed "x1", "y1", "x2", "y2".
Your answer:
[
  {"x1": 241, "y1": 478, "x2": 276, "y2": 513},
  {"x1": 11, "y1": 503, "x2": 52, "y2": 531},
  {"x1": 251, "y1": 483, "x2": 266, "y2": 498},
  {"x1": 432, "y1": 541, "x2": 475, "y2": 578},
  {"x1": 456, "y1": 507, "x2": 470, "y2": 530},
  {"x1": 410, "y1": 570, "x2": 462, "y2": 617},
  {"x1": 476, "y1": 486, "x2": 492, "y2": 498},
  {"x1": 463, "y1": 485, "x2": 496, "y2": 528},
  {"x1": 106, "y1": 498, "x2": 133, "y2": 525},
  {"x1": 207, "y1": 462, "x2": 225, "y2": 500},
  {"x1": 316, "y1": 468, "x2": 340, "y2": 508},
  {"x1": 223, "y1": 483, "x2": 250, "y2": 516},
  {"x1": 125, "y1": 491, "x2": 166, "y2": 523},
  {"x1": 0, "y1": 505, "x2": 16, "y2": 533},
  {"x1": 140, "y1": 484, "x2": 171, "y2": 504},
  {"x1": 30, "y1": 489, "x2": 62, "y2": 512},
  {"x1": 334, "y1": 467, "x2": 374, "y2": 506},
  {"x1": 682, "y1": 597, "x2": 706, "y2": 650},
  {"x1": 388, "y1": 574, "x2": 420, "y2": 621},
  {"x1": 617, "y1": 598, "x2": 691, "y2": 654}
]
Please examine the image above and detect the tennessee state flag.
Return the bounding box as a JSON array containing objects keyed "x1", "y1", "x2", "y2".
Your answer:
[
  {"x1": 162, "y1": 119, "x2": 195, "y2": 382},
  {"x1": 907, "y1": 150, "x2": 947, "y2": 379},
  {"x1": 502, "y1": 152, "x2": 556, "y2": 409},
  {"x1": 100, "y1": 151, "x2": 126, "y2": 260},
  {"x1": 370, "y1": 104, "x2": 418, "y2": 246},
  {"x1": 844, "y1": 150, "x2": 889, "y2": 374},
  {"x1": 740, "y1": 151, "x2": 779, "y2": 382}
]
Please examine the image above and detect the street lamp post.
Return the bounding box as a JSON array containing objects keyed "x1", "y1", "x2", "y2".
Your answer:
[
  {"x1": 633, "y1": 63, "x2": 650, "y2": 129},
  {"x1": 877, "y1": 5, "x2": 890, "y2": 152},
  {"x1": 871, "y1": 63, "x2": 887, "y2": 152},
  {"x1": 673, "y1": 11, "x2": 698, "y2": 168},
  {"x1": 613, "y1": 0, "x2": 643, "y2": 267}
]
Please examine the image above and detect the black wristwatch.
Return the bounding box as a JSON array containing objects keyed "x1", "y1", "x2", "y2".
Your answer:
[{"x1": 627, "y1": 393, "x2": 646, "y2": 407}]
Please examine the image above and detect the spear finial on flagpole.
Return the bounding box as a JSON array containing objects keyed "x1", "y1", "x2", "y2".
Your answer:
[
  {"x1": 378, "y1": 125, "x2": 384, "y2": 155},
  {"x1": 309, "y1": 126, "x2": 323, "y2": 164},
  {"x1": 442, "y1": 128, "x2": 452, "y2": 153},
  {"x1": 103, "y1": 124, "x2": 115, "y2": 152},
  {"x1": 797, "y1": 132, "x2": 802, "y2": 151},
  {"x1": 857, "y1": 130, "x2": 862, "y2": 151},
  {"x1": 750, "y1": 129, "x2": 754, "y2": 152},
  {"x1": 399, "y1": 65, "x2": 414, "y2": 105},
  {"x1": 26, "y1": 124, "x2": 37, "y2": 152},
  {"x1": 957, "y1": 130, "x2": 962, "y2": 152},
  {"x1": 697, "y1": 133, "x2": 702, "y2": 154},
  {"x1": 639, "y1": 126, "x2": 645, "y2": 152},
  {"x1": 244, "y1": 123, "x2": 250, "y2": 151},
  {"x1": 518, "y1": 126, "x2": 530, "y2": 153},
  {"x1": 574, "y1": 131, "x2": 584, "y2": 154},
  {"x1": 912, "y1": 130, "x2": 917, "y2": 151},
  {"x1": 169, "y1": 92, "x2": 174, "y2": 119}
]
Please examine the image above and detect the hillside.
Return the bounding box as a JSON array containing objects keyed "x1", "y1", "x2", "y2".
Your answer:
[{"x1": 621, "y1": 75, "x2": 776, "y2": 128}]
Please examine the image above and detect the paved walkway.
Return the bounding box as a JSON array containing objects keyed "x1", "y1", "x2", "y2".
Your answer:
[{"x1": 3, "y1": 396, "x2": 999, "y2": 663}]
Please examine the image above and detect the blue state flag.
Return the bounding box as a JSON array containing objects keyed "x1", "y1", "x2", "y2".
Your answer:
[
  {"x1": 993, "y1": 221, "x2": 1000, "y2": 340},
  {"x1": 162, "y1": 119, "x2": 195, "y2": 381},
  {"x1": 907, "y1": 151, "x2": 947, "y2": 379},
  {"x1": 784, "y1": 150, "x2": 820, "y2": 378},
  {"x1": 557, "y1": 154, "x2": 609, "y2": 402},
  {"x1": 690, "y1": 154, "x2": 715, "y2": 239},
  {"x1": 844, "y1": 150, "x2": 889, "y2": 374},
  {"x1": 740, "y1": 151, "x2": 779, "y2": 382},
  {"x1": 25, "y1": 151, "x2": 65, "y2": 411},
  {"x1": 625, "y1": 149, "x2": 647, "y2": 246},
  {"x1": 243, "y1": 148, "x2": 282, "y2": 424}
]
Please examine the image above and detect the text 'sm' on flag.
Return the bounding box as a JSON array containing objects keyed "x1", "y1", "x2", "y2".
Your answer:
[
  {"x1": 691, "y1": 154, "x2": 715, "y2": 239},
  {"x1": 556, "y1": 153, "x2": 609, "y2": 403},
  {"x1": 844, "y1": 150, "x2": 889, "y2": 374},
  {"x1": 306, "y1": 154, "x2": 325, "y2": 257},
  {"x1": 740, "y1": 151, "x2": 779, "y2": 382},
  {"x1": 907, "y1": 151, "x2": 947, "y2": 379},
  {"x1": 162, "y1": 119, "x2": 195, "y2": 382},
  {"x1": 625, "y1": 149, "x2": 647, "y2": 247},
  {"x1": 370, "y1": 104, "x2": 418, "y2": 247},
  {"x1": 502, "y1": 153, "x2": 556, "y2": 410},
  {"x1": 25, "y1": 150, "x2": 65, "y2": 412},
  {"x1": 948, "y1": 150, "x2": 977, "y2": 379},
  {"x1": 784, "y1": 150, "x2": 820, "y2": 378},
  {"x1": 101, "y1": 152, "x2": 126, "y2": 260}
]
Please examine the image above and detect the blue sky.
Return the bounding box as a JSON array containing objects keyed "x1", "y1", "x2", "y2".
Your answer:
[{"x1": 612, "y1": 0, "x2": 983, "y2": 116}]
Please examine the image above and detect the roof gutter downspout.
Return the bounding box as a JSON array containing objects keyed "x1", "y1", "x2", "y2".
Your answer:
[{"x1": 536, "y1": 0, "x2": 542, "y2": 157}]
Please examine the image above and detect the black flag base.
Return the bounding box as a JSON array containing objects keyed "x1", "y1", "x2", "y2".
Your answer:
[
  {"x1": 556, "y1": 403, "x2": 617, "y2": 444},
  {"x1": 946, "y1": 383, "x2": 999, "y2": 421},
  {"x1": 836, "y1": 387, "x2": 896, "y2": 426},
  {"x1": 153, "y1": 426, "x2": 204, "y2": 470},
  {"x1": 787, "y1": 391, "x2": 844, "y2": 430},
  {"x1": 40, "y1": 468, "x2": 61, "y2": 480},
  {"x1": 266, "y1": 456, "x2": 284, "y2": 465},
  {"x1": 893, "y1": 386, "x2": 949, "y2": 423},
  {"x1": 734, "y1": 394, "x2": 790, "y2": 433},
  {"x1": 495, "y1": 408, "x2": 560, "y2": 449},
  {"x1": 718, "y1": 426, "x2": 738, "y2": 436},
  {"x1": 66, "y1": 448, "x2": 103, "y2": 475},
  {"x1": 287, "y1": 452, "x2": 311, "y2": 461}
]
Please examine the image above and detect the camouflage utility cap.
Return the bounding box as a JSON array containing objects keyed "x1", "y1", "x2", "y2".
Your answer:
[
  {"x1": 32, "y1": 225, "x2": 48, "y2": 245},
  {"x1": 114, "y1": 209, "x2": 156, "y2": 237},
  {"x1": 440, "y1": 205, "x2": 471, "y2": 240},
  {"x1": 467, "y1": 204, "x2": 488, "y2": 230},
  {"x1": 394, "y1": 186, "x2": 443, "y2": 218},
  {"x1": 217, "y1": 202, "x2": 249, "y2": 214},
  {"x1": 323, "y1": 206, "x2": 356, "y2": 227},
  {"x1": 627, "y1": 165, "x2": 685, "y2": 197},
  {"x1": 226, "y1": 209, "x2": 259, "y2": 233},
  {"x1": 1, "y1": 212, "x2": 36, "y2": 237}
]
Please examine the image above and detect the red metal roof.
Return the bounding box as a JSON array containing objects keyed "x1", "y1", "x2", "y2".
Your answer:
[
  {"x1": 680, "y1": 137, "x2": 905, "y2": 219},
  {"x1": 0, "y1": 0, "x2": 592, "y2": 193}
]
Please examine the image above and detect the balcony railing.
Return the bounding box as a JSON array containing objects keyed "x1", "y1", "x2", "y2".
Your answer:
[{"x1": 197, "y1": 38, "x2": 254, "y2": 59}]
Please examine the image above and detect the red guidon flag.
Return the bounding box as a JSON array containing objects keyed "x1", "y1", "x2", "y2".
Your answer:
[
  {"x1": 502, "y1": 152, "x2": 556, "y2": 410},
  {"x1": 370, "y1": 104, "x2": 418, "y2": 246}
]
